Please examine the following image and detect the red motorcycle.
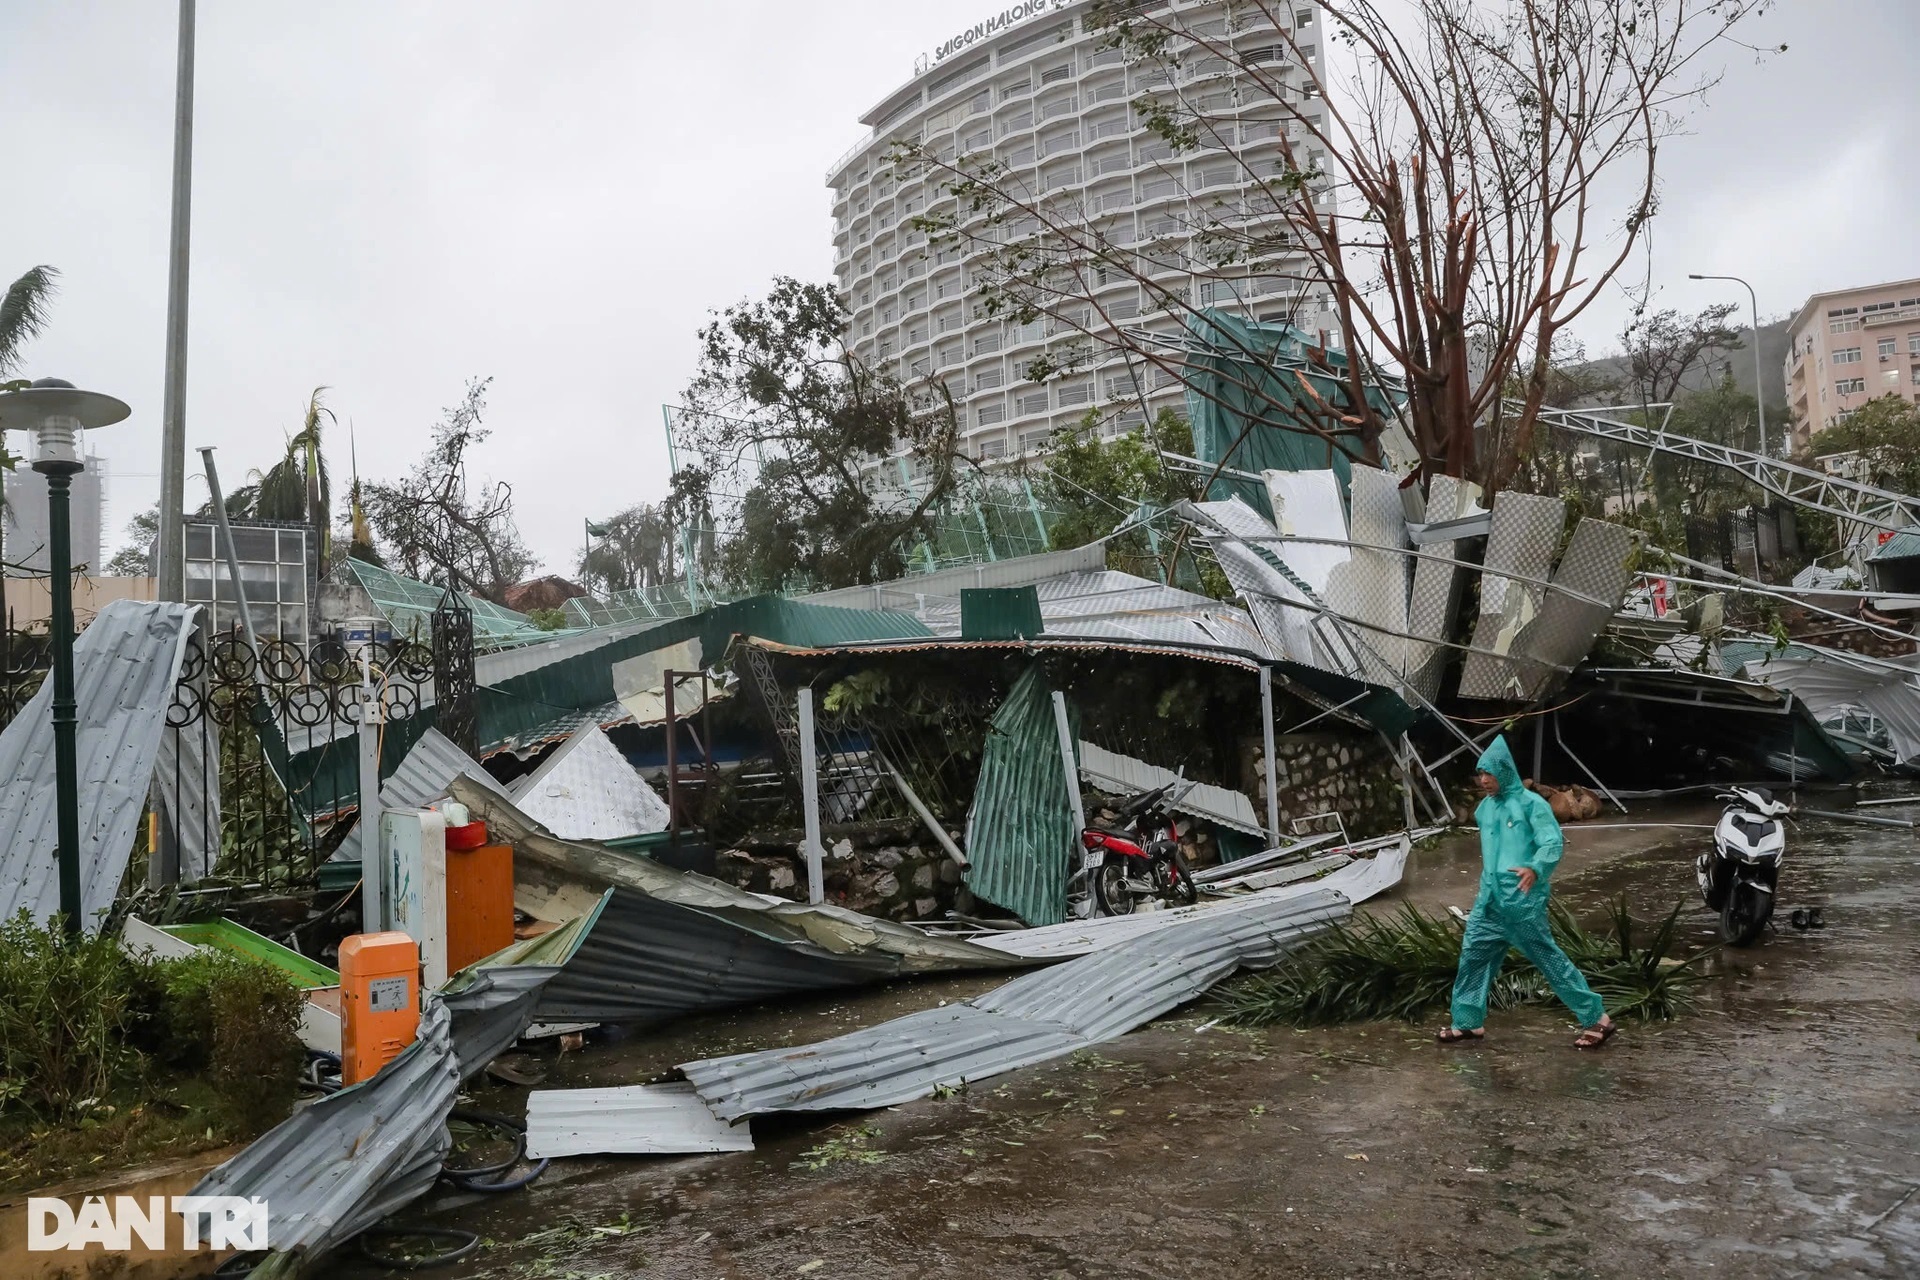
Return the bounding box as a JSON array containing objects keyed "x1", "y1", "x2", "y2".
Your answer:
[{"x1": 1079, "y1": 781, "x2": 1200, "y2": 916}]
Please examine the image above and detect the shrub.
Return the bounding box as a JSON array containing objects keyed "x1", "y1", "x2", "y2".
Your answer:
[
  {"x1": 146, "y1": 951, "x2": 306, "y2": 1136},
  {"x1": 0, "y1": 912, "x2": 305, "y2": 1137},
  {"x1": 0, "y1": 910, "x2": 139, "y2": 1119}
]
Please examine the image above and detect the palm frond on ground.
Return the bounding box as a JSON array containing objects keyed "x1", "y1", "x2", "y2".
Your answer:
[{"x1": 1215, "y1": 897, "x2": 1714, "y2": 1028}]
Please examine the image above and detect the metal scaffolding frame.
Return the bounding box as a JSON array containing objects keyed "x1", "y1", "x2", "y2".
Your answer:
[{"x1": 1535, "y1": 405, "x2": 1920, "y2": 545}]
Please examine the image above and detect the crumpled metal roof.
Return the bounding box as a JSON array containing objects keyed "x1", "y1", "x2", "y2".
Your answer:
[
  {"x1": 448, "y1": 777, "x2": 1031, "y2": 1024},
  {"x1": 1734, "y1": 642, "x2": 1920, "y2": 764},
  {"x1": 333, "y1": 727, "x2": 515, "y2": 862},
  {"x1": 803, "y1": 544, "x2": 1109, "y2": 611},
  {"x1": 191, "y1": 995, "x2": 459, "y2": 1266},
  {"x1": 508, "y1": 723, "x2": 670, "y2": 841},
  {"x1": 1077, "y1": 739, "x2": 1265, "y2": 838},
  {"x1": 680, "y1": 886, "x2": 1351, "y2": 1121},
  {"x1": 0, "y1": 599, "x2": 204, "y2": 930}
]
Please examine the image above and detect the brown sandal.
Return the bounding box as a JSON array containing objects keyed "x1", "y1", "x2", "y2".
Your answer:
[
  {"x1": 1574, "y1": 1019, "x2": 1617, "y2": 1050},
  {"x1": 1436, "y1": 1027, "x2": 1485, "y2": 1045}
]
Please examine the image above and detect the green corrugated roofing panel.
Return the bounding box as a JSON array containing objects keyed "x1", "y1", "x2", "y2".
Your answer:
[
  {"x1": 1271, "y1": 659, "x2": 1420, "y2": 738},
  {"x1": 962, "y1": 663, "x2": 1078, "y2": 927},
  {"x1": 1867, "y1": 529, "x2": 1920, "y2": 562},
  {"x1": 960, "y1": 586, "x2": 1044, "y2": 641},
  {"x1": 1184, "y1": 309, "x2": 1405, "y2": 520},
  {"x1": 702, "y1": 594, "x2": 934, "y2": 652}
]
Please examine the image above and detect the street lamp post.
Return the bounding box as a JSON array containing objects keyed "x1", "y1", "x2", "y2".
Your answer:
[
  {"x1": 1689, "y1": 272, "x2": 1774, "y2": 456},
  {"x1": 0, "y1": 379, "x2": 131, "y2": 933}
]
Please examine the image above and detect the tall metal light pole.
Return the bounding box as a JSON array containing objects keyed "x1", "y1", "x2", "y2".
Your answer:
[
  {"x1": 1689, "y1": 272, "x2": 1772, "y2": 456},
  {"x1": 0, "y1": 380, "x2": 131, "y2": 934},
  {"x1": 157, "y1": 0, "x2": 196, "y2": 603}
]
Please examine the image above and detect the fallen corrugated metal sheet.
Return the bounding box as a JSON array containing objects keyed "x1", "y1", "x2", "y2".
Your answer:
[
  {"x1": 191, "y1": 995, "x2": 459, "y2": 1268},
  {"x1": 525, "y1": 1083, "x2": 753, "y2": 1158},
  {"x1": 509, "y1": 723, "x2": 671, "y2": 840},
  {"x1": 972, "y1": 836, "x2": 1409, "y2": 961},
  {"x1": 681, "y1": 887, "x2": 1351, "y2": 1121},
  {"x1": 0, "y1": 599, "x2": 202, "y2": 930},
  {"x1": 333, "y1": 727, "x2": 515, "y2": 862},
  {"x1": 1077, "y1": 739, "x2": 1265, "y2": 838},
  {"x1": 447, "y1": 777, "x2": 1030, "y2": 1025},
  {"x1": 963, "y1": 663, "x2": 1077, "y2": 927},
  {"x1": 153, "y1": 645, "x2": 221, "y2": 882},
  {"x1": 1202, "y1": 851, "x2": 1352, "y2": 892}
]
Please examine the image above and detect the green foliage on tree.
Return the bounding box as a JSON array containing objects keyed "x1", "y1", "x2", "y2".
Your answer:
[
  {"x1": 579, "y1": 502, "x2": 676, "y2": 594},
  {"x1": 673, "y1": 278, "x2": 966, "y2": 591},
  {"x1": 1808, "y1": 394, "x2": 1920, "y2": 496},
  {"x1": 1033, "y1": 408, "x2": 1194, "y2": 550}
]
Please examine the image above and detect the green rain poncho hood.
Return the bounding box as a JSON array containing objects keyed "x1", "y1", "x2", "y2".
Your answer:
[{"x1": 1472, "y1": 735, "x2": 1565, "y2": 915}]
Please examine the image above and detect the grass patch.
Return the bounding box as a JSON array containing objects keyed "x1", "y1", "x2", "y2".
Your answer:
[
  {"x1": 0, "y1": 910, "x2": 306, "y2": 1192},
  {"x1": 1214, "y1": 896, "x2": 1714, "y2": 1028}
]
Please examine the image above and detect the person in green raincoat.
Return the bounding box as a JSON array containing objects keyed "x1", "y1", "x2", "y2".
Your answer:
[{"x1": 1437, "y1": 734, "x2": 1617, "y2": 1049}]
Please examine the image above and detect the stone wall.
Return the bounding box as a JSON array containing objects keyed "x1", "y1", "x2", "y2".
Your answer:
[
  {"x1": 1244, "y1": 730, "x2": 1405, "y2": 840},
  {"x1": 715, "y1": 833, "x2": 965, "y2": 923}
]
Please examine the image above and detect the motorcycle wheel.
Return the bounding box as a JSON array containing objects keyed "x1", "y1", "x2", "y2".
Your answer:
[
  {"x1": 1156, "y1": 851, "x2": 1198, "y2": 907},
  {"x1": 1093, "y1": 861, "x2": 1136, "y2": 916},
  {"x1": 1721, "y1": 882, "x2": 1765, "y2": 946}
]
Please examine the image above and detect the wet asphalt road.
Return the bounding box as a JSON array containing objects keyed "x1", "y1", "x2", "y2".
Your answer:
[{"x1": 338, "y1": 805, "x2": 1920, "y2": 1279}]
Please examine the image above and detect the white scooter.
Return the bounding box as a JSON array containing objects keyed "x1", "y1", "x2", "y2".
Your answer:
[{"x1": 1696, "y1": 785, "x2": 1789, "y2": 945}]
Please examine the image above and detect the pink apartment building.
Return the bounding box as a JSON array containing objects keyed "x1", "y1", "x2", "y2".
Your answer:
[{"x1": 1782, "y1": 275, "x2": 1920, "y2": 449}]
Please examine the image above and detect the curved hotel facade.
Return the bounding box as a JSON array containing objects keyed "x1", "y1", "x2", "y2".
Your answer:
[{"x1": 828, "y1": 1, "x2": 1328, "y2": 466}]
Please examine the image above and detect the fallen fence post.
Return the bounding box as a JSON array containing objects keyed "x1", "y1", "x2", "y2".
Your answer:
[
  {"x1": 1796, "y1": 806, "x2": 1916, "y2": 830},
  {"x1": 1552, "y1": 710, "x2": 1629, "y2": 815},
  {"x1": 879, "y1": 751, "x2": 968, "y2": 868},
  {"x1": 1050, "y1": 690, "x2": 1086, "y2": 837},
  {"x1": 1259, "y1": 664, "x2": 1280, "y2": 844},
  {"x1": 798, "y1": 686, "x2": 825, "y2": 904}
]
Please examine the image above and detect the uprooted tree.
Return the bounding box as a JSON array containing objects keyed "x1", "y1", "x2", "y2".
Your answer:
[
  {"x1": 901, "y1": 0, "x2": 1773, "y2": 494},
  {"x1": 671, "y1": 277, "x2": 970, "y2": 590},
  {"x1": 361, "y1": 377, "x2": 537, "y2": 602}
]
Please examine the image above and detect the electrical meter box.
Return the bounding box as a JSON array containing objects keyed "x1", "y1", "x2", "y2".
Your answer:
[{"x1": 339, "y1": 931, "x2": 420, "y2": 1085}]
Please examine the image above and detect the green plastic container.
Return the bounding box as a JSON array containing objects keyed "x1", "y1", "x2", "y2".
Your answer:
[{"x1": 161, "y1": 919, "x2": 340, "y2": 990}]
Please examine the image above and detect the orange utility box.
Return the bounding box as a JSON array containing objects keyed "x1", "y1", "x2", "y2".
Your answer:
[
  {"x1": 339, "y1": 931, "x2": 420, "y2": 1085},
  {"x1": 445, "y1": 819, "x2": 514, "y2": 972}
]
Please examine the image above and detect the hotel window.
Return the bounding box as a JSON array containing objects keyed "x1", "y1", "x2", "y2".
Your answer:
[
  {"x1": 974, "y1": 367, "x2": 1004, "y2": 389},
  {"x1": 1910, "y1": 333, "x2": 1920, "y2": 354},
  {"x1": 976, "y1": 403, "x2": 1006, "y2": 426},
  {"x1": 1017, "y1": 391, "x2": 1050, "y2": 415},
  {"x1": 1879, "y1": 337, "x2": 1897, "y2": 358},
  {"x1": 978, "y1": 439, "x2": 1007, "y2": 460},
  {"x1": 1830, "y1": 317, "x2": 1861, "y2": 334},
  {"x1": 1884, "y1": 369, "x2": 1901, "y2": 386},
  {"x1": 974, "y1": 332, "x2": 1003, "y2": 355},
  {"x1": 1833, "y1": 347, "x2": 1861, "y2": 364},
  {"x1": 1835, "y1": 377, "x2": 1865, "y2": 395},
  {"x1": 1057, "y1": 382, "x2": 1092, "y2": 407}
]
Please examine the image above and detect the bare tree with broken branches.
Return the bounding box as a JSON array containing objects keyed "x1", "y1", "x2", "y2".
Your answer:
[{"x1": 901, "y1": 0, "x2": 1773, "y2": 495}]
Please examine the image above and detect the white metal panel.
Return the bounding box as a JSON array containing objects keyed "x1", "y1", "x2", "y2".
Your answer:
[
  {"x1": 525, "y1": 1082, "x2": 754, "y2": 1158},
  {"x1": 385, "y1": 808, "x2": 449, "y2": 989},
  {"x1": 511, "y1": 724, "x2": 671, "y2": 841},
  {"x1": 1325, "y1": 465, "x2": 1412, "y2": 683}
]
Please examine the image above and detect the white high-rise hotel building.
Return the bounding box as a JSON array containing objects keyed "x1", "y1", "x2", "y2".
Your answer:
[{"x1": 828, "y1": 0, "x2": 1328, "y2": 466}]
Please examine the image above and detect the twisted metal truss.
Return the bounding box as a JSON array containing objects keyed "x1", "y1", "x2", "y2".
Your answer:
[{"x1": 1535, "y1": 405, "x2": 1920, "y2": 543}]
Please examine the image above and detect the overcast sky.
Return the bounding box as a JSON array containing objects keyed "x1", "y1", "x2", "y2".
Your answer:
[{"x1": 2, "y1": 1, "x2": 1915, "y2": 575}]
